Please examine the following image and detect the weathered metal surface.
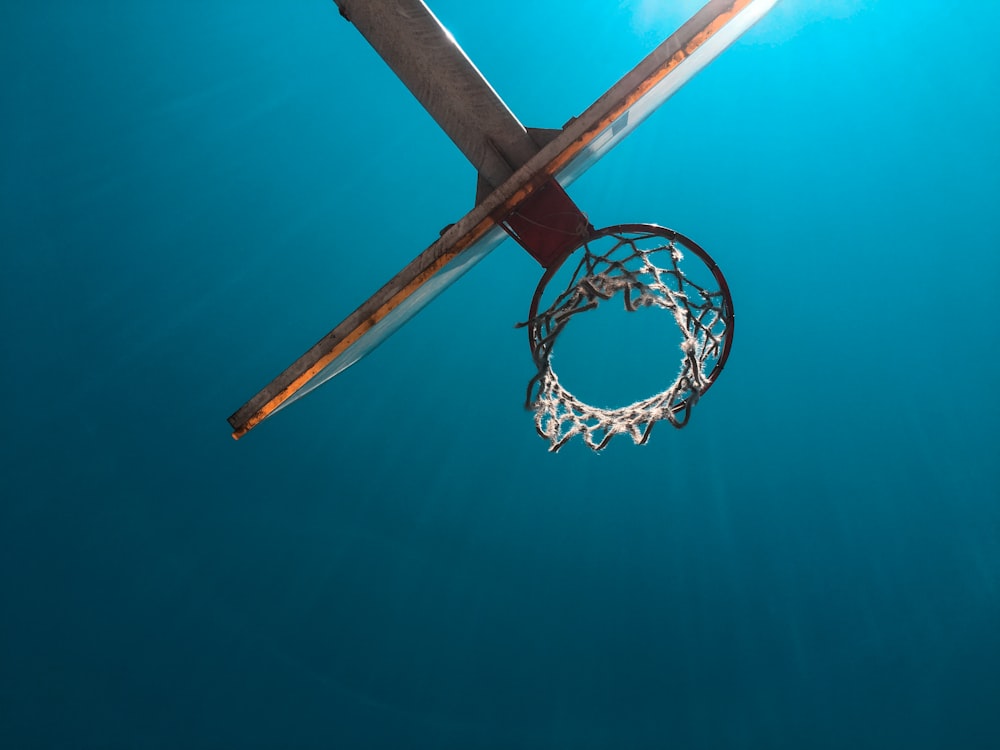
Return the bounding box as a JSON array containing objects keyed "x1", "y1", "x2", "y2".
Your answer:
[{"x1": 334, "y1": 0, "x2": 538, "y2": 190}]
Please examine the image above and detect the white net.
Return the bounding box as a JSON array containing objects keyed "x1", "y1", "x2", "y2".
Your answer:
[{"x1": 520, "y1": 225, "x2": 733, "y2": 452}]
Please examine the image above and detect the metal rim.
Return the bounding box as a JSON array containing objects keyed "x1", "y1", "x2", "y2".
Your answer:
[{"x1": 526, "y1": 222, "x2": 735, "y2": 403}]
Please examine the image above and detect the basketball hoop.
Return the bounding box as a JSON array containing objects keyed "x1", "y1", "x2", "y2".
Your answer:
[
  {"x1": 520, "y1": 224, "x2": 734, "y2": 451},
  {"x1": 229, "y1": 0, "x2": 779, "y2": 442}
]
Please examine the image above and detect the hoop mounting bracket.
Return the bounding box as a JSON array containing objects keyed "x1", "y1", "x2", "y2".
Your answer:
[{"x1": 498, "y1": 179, "x2": 592, "y2": 268}]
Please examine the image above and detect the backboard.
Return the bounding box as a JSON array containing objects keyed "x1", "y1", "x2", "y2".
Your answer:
[{"x1": 228, "y1": 0, "x2": 778, "y2": 439}]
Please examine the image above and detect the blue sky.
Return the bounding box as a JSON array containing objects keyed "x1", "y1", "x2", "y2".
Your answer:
[{"x1": 2, "y1": 1, "x2": 998, "y2": 747}]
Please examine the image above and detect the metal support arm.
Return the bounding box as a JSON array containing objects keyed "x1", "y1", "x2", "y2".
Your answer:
[{"x1": 334, "y1": 0, "x2": 540, "y2": 190}]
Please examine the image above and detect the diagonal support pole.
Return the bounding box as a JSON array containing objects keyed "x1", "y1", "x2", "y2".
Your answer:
[{"x1": 334, "y1": 0, "x2": 540, "y2": 191}]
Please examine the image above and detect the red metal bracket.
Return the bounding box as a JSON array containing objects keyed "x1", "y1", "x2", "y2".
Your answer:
[{"x1": 499, "y1": 179, "x2": 592, "y2": 268}]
